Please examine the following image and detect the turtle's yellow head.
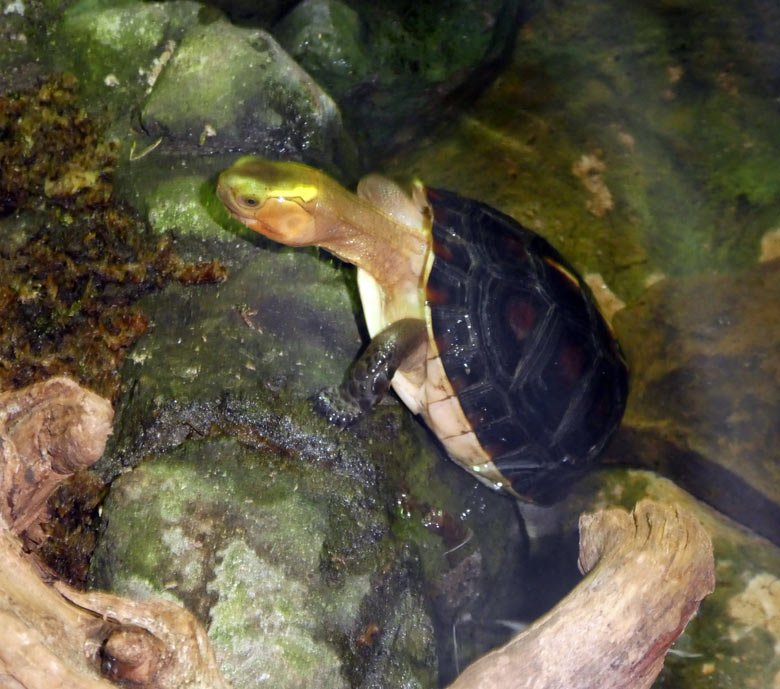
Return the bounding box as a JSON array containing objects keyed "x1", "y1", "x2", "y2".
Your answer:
[{"x1": 217, "y1": 156, "x2": 323, "y2": 246}]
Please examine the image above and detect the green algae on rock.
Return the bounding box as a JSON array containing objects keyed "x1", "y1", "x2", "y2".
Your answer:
[
  {"x1": 58, "y1": 0, "x2": 171, "y2": 86},
  {"x1": 275, "y1": 0, "x2": 524, "y2": 157},
  {"x1": 91, "y1": 438, "x2": 437, "y2": 689},
  {"x1": 54, "y1": 0, "x2": 202, "y2": 121},
  {"x1": 274, "y1": 0, "x2": 372, "y2": 104},
  {"x1": 140, "y1": 16, "x2": 356, "y2": 171}
]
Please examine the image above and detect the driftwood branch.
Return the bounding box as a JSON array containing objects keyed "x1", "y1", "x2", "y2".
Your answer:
[
  {"x1": 0, "y1": 376, "x2": 114, "y2": 536},
  {"x1": 0, "y1": 378, "x2": 231, "y2": 689},
  {"x1": 448, "y1": 500, "x2": 715, "y2": 689}
]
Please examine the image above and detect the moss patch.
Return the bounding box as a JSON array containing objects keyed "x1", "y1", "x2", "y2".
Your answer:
[{"x1": 0, "y1": 74, "x2": 227, "y2": 399}]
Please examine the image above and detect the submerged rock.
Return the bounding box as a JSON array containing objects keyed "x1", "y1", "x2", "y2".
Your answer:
[{"x1": 611, "y1": 261, "x2": 780, "y2": 544}]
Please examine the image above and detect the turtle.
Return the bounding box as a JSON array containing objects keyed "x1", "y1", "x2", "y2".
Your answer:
[{"x1": 217, "y1": 157, "x2": 628, "y2": 504}]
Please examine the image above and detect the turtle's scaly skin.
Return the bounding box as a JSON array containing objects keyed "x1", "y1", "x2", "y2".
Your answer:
[{"x1": 424, "y1": 189, "x2": 628, "y2": 503}]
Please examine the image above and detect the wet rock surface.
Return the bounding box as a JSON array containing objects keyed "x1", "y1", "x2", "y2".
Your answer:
[
  {"x1": 139, "y1": 17, "x2": 353, "y2": 168},
  {"x1": 87, "y1": 208, "x2": 524, "y2": 688},
  {"x1": 91, "y1": 436, "x2": 437, "y2": 689}
]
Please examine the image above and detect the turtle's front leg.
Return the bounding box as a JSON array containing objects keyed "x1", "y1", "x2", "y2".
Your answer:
[{"x1": 312, "y1": 318, "x2": 427, "y2": 428}]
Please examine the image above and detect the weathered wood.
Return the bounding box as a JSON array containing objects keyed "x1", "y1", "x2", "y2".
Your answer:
[
  {"x1": 447, "y1": 500, "x2": 715, "y2": 689},
  {"x1": 0, "y1": 378, "x2": 231, "y2": 689},
  {"x1": 59, "y1": 587, "x2": 231, "y2": 689},
  {"x1": 0, "y1": 524, "x2": 110, "y2": 689},
  {"x1": 0, "y1": 376, "x2": 114, "y2": 536}
]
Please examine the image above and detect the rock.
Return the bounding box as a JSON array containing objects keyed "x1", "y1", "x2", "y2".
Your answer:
[
  {"x1": 274, "y1": 0, "x2": 524, "y2": 156},
  {"x1": 610, "y1": 261, "x2": 780, "y2": 544},
  {"x1": 140, "y1": 16, "x2": 355, "y2": 170},
  {"x1": 0, "y1": 0, "x2": 39, "y2": 83},
  {"x1": 90, "y1": 437, "x2": 437, "y2": 689},
  {"x1": 55, "y1": 0, "x2": 199, "y2": 106},
  {"x1": 273, "y1": 0, "x2": 373, "y2": 103}
]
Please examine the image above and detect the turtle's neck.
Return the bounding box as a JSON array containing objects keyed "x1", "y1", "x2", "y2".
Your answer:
[{"x1": 311, "y1": 174, "x2": 430, "y2": 295}]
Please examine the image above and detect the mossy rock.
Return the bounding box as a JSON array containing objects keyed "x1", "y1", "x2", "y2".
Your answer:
[
  {"x1": 91, "y1": 169, "x2": 526, "y2": 685},
  {"x1": 55, "y1": 0, "x2": 201, "y2": 113},
  {"x1": 140, "y1": 16, "x2": 356, "y2": 170},
  {"x1": 275, "y1": 0, "x2": 524, "y2": 157},
  {"x1": 91, "y1": 436, "x2": 438, "y2": 689}
]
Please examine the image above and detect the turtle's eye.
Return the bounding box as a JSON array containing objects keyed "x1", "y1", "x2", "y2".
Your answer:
[{"x1": 237, "y1": 195, "x2": 261, "y2": 208}]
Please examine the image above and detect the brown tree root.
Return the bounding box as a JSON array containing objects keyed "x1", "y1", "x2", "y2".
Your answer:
[
  {"x1": 0, "y1": 376, "x2": 114, "y2": 536},
  {"x1": 0, "y1": 378, "x2": 231, "y2": 689},
  {"x1": 448, "y1": 500, "x2": 715, "y2": 689}
]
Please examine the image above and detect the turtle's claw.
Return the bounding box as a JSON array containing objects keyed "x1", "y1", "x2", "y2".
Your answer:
[{"x1": 311, "y1": 387, "x2": 364, "y2": 429}]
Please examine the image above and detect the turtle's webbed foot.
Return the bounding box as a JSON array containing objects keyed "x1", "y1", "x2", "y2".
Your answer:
[
  {"x1": 311, "y1": 386, "x2": 366, "y2": 429},
  {"x1": 312, "y1": 319, "x2": 426, "y2": 429}
]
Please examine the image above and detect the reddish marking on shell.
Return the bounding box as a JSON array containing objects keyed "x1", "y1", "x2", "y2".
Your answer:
[
  {"x1": 559, "y1": 342, "x2": 586, "y2": 383},
  {"x1": 483, "y1": 440, "x2": 511, "y2": 459},
  {"x1": 507, "y1": 298, "x2": 537, "y2": 341},
  {"x1": 432, "y1": 237, "x2": 453, "y2": 261},
  {"x1": 426, "y1": 287, "x2": 449, "y2": 305},
  {"x1": 503, "y1": 235, "x2": 528, "y2": 261}
]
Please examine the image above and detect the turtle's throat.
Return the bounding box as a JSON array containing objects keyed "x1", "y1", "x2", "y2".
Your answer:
[{"x1": 313, "y1": 179, "x2": 429, "y2": 295}]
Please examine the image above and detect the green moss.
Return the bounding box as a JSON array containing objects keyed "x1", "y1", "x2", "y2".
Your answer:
[
  {"x1": 208, "y1": 538, "x2": 345, "y2": 688},
  {"x1": 147, "y1": 175, "x2": 235, "y2": 238},
  {"x1": 0, "y1": 74, "x2": 226, "y2": 401},
  {"x1": 93, "y1": 436, "x2": 425, "y2": 688},
  {"x1": 58, "y1": 0, "x2": 170, "y2": 89}
]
